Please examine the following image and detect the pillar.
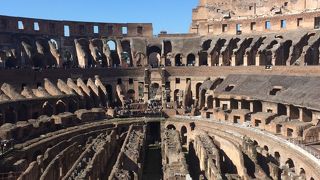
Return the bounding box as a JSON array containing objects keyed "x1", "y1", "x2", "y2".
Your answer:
[
  {"x1": 256, "y1": 55, "x2": 260, "y2": 66},
  {"x1": 207, "y1": 55, "x2": 212, "y2": 66},
  {"x1": 243, "y1": 55, "x2": 248, "y2": 66},
  {"x1": 231, "y1": 54, "x2": 236, "y2": 66}
]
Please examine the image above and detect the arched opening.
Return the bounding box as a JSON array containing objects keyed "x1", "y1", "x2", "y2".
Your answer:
[
  {"x1": 277, "y1": 103, "x2": 287, "y2": 116},
  {"x1": 62, "y1": 50, "x2": 74, "y2": 68},
  {"x1": 121, "y1": 40, "x2": 133, "y2": 67},
  {"x1": 149, "y1": 52, "x2": 160, "y2": 68},
  {"x1": 17, "y1": 104, "x2": 28, "y2": 121},
  {"x1": 181, "y1": 126, "x2": 187, "y2": 145},
  {"x1": 147, "y1": 46, "x2": 161, "y2": 68},
  {"x1": 263, "y1": 145, "x2": 269, "y2": 152},
  {"x1": 68, "y1": 99, "x2": 78, "y2": 113},
  {"x1": 55, "y1": 100, "x2": 66, "y2": 115},
  {"x1": 290, "y1": 105, "x2": 300, "y2": 120},
  {"x1": 211, "y1": 39, "x2": 227, "y2": 66},
  {"x1": 300, "y1": 168, "x2": 305, "y2": 176},
  {"x1": 166, "y1": 124, "x2": 176, "y2": 130},
  {"x1": 199, "y1": 51, "x2": 208, "y2": 66},
  {"x1": 285, "y1": 158, "x2": 295, "y2": 169},
  {"x1": 42, "y1": 101, "x2": 54, "y2": 116},
  {"x1": 199, "y1": 89, "x2": 206, "y2": 108},
  {"x1": 275, "y1": 40, "x2": 292, "y2": 65},
  {"x1": 127, "y1": 89, "x2": 135, "y2": 102},
  {"x1": 121, "y1": 52, "x2": 131, "y2": 67},
  {"x1": 107, "y1": 40, "x2": 120, "y2": 67},
  {"x1": 252, "y1": 101, "x2": 262, "y2": 112},
  {"x1": 4, "y1": 107, "x2": 16, "y2": 124},
  {"x1": 164, "y1": 41, "x2": 172, "y2": 66},
  {"x1": 187, "y1": 54, "x2": 195, "y2": 66},
  {"x1": 207, "y1": 95, "x2": 214, "y2": 109},
  {"x1": 195, "y1": 83, "x2": 202, "y2": 99},
  {"x1": 175, "y1": 54, "x2": 183, "y2": 66},
  {"x1": 149, "y1": 83, "x2": 160, "y2": 100},
  {"x1": 274, "y1": 152, "x2": 280, "y2": 165},
  {"x1": 107, "y1": 40, "x2": 116, "y2": 51},
  {"x1": 49, "y1": 39, "x2": 59, "y2": 50},
  {"x1": 105, "y1": 84, "x2": 113, "y2": 106},
  {"x1": 305, "y1": 42, "x2": 320, "y2": 65},
  {"x1": 202, "y1": 40, "x2": 212, "y2": 51}
]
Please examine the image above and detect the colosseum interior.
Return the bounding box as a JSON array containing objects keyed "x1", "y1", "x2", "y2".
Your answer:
[{"x1": 0, "y1": 0, "x2": 320, "y2": 179}]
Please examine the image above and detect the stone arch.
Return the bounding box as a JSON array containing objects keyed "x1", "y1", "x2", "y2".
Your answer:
[
  {"x1": 62, "y1": 50, "x2": 74, "y2": 68},
  {"x1": 207, "y1": 95, "x2": 214, "y2": 109},
  {"x1": 300, "y1": 168, "x2": 306, "y2": 176},
  {"x1": 121, "y1": 40, "x2": 133, "y2": 67},
  {"x1": 285, "y1": 158, "x2": 295, "y2": 169},
  {"x1": 181, "y1": 125, "x2": 187, "y2": 145},
  {"x1": 105, "y1": 84, "x2": 113, "y2": 106},
  {"x1": 147, "y1": 45, "x2": 161, "y2": 68},
  {"x1": 55, "y1": 100, "x2": 66, "y2": 114},
  {"x1": 175, "y1": 54, "x2": 183, "y2": 66},
  {"x1": 274, "y1": 151, "x2": 281, "y2": 165},
  {"x1": 195, "y1": 83, "x2": 202, "y2": 99},
  {"x1": 17, "y1": 104, "x2": 28, "y2": 121},
  {"x1": 187, "y1": 53, "x2": 195, "y2": 66},
  {"x1": 167, "y1": 124, "x2": 176, "y2": 130},
  {"x1": 4, "y1": 106, "x2": 17, "y2": 124},
  {"x1": 199, "y1": 88, "x2": 206, "y2": 108},
  {"x1": 107, "y1": 39, "x2": 120, "y2": 67},
  {"x1": 49, "y1": 39, "x2": 59, "y2": 50},
  {"x1": 107, "y1": 40, "x2": 116, "y2": 51},
  {"x1": 275, "y1": 40, "x2": 292, "y2": 65},
  {"x1": 198, "y1": 51, "x2": 208, "y2": 66},
  {"x1": 42, "y1": 101, "x2": 54, "y2": 116},
  {"x1": 202, "y1": 39, "x2": 212, "y2": 51},
  {"x1": 211, "y1": 39, "x2": 227, "y2": 66},
  {"x1": 252, "y1": 100, "x2": 262, "y2": 112}
]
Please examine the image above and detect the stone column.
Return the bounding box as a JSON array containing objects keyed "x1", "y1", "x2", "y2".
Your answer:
[
  {"x1": 219, "y1": 55, "x2": 223, "y2": 66},
  {"x1": 207, "y1": 54, "x2": 212, "y2": 66},
  {"x1": 195, "y1": 56, "x2": 200, "y2": 66},
  {"x1": 256, "y1": 54, "x2": 260, "y2": 66},
  {"x1": 243, "y1": 54, "x2": 248, "y2": 66},
  {"x1": 231, "y1": 54, "x2": 236, "y2": 66}
]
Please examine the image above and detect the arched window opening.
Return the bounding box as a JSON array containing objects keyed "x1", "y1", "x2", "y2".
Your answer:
[{"x1": 187, "y1": 54, "x2": 195, "y2": 66}]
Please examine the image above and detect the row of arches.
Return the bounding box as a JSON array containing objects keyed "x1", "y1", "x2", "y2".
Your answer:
[
  {"x1": 253, "y1": 140, "x2": 312, "y2": 179},
  {"x1": 0, "y1": 99, "x2": 78, "y2": 125}
]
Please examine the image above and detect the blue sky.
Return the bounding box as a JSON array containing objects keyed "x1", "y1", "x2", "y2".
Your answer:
[{"x1": 1, "y1": 0, "x2": 198, "y2": 34}]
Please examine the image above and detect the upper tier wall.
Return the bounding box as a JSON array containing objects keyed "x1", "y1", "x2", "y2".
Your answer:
[{"x1": 0, "y1": 15, "x2": 153, "y2": 38}]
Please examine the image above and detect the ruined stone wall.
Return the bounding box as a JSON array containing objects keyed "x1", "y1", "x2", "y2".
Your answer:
[
  {"x1": 191, "y1": 0, "x2": 320, "y2": 35},
  {"x1": 0, "y1": 15, "x2": 153, "y2": 38}
]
